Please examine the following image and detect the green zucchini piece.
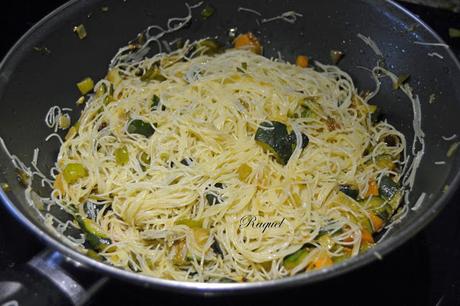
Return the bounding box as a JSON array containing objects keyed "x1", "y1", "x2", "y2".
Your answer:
[
  {"x1": 77, "y1": 216, "x2": 112, "y2": 251},
  {"x1": 83, "y1": 202, "x2": 104, "y2": 220},
  {"x1": 205, "y1": 183, "x2": 224, "y2": 205},
  {"x1": 211, "y1": 239, "x2": 224, "y2": 257},
  {"x1": 141, "y1": 64, "x2": 166, "y2": 82},
  {"x1": 196, "y1": 39, "x2": 223, "y2": 56},
  {"x1": 255, "y1": 121, "x2": 309, "y2": 165},
  {"x1": 339, "y1": 184, "x2": 359, "y2": 200},
  {"x1": 379, "y1": 175, "x2": 399, "y2": 200},
  {"x1": 151, "y1": 95, "x2": 166, "y2": 111},
  {"x1": 283, "y1": 247, "x2": 310, "y2": 270},
  {"x1": 127, "y1": 119, "x2": 155, "y2": 137}
]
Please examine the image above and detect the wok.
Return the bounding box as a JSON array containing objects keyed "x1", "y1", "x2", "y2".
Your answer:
[{"x1": 0, "y1": 0, "x2": 460, "y2": 305}]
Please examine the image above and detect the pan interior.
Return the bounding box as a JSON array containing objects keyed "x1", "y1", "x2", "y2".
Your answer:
[{"x1": 0, "y1": 0, "x2": 459, "y2": 290}]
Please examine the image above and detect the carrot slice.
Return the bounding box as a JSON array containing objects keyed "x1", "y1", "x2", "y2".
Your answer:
[
  {"x1": 361, "y1": 229, "x2": 374, "y2": 243},
  {"x1": 366, "y1": 180, "x2": 379, "y2": 197},
  {"x1": 296, "y1": 55, "x2": 309, "y2": 68},
  {"x1": 233, "y1": 32, "x2": 262, "y2": 54},
  {"x1": 369, "y1": 213, "x2": 385, "y2": 232}
]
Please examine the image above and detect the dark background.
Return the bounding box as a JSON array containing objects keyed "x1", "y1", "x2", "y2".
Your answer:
[{"x1": 0, "y1": 1, "x2": 459, "y2": 305}]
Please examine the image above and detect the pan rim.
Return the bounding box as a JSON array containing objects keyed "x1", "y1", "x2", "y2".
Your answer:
[{"x1": 0, "y1": 0, "x2": 460, "y2": 294}]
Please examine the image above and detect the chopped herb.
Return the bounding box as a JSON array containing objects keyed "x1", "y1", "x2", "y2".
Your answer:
[
  {"x1": 330, "y1": 50, "x2": 344, "y2": 65},
  {"x1": 201, "y1": 4, "x2": 215, "y2": 19},
  {"x1": 32, "y1": 46, "x2": 51, "y2": 55},
  {"x1": 73, "y1": 24, "x2": 87, "y2": 40},
  {"x1": 392, "y1": 74, "x2": 410, "y2": 90},
  {"x1": 448, "y1": 28, "x2": 460, "y2": 38}
]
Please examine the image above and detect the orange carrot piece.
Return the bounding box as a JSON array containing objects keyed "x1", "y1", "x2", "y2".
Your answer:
[
  {"x1": 361, "y1": 229, "x2": 374, "y2": 243},
  {"x1": 369, "y1": 213, "x2": 385, "y2": 232},
  {"x1": 233, "y1": 32, "x2": 262, "y2": 54},
  {"x1": 366, "y1": 180, "x2": 379, "y2": 197},
  {"x1": 296, "y1": 55, "x2": 309, "y2": 68},
  {"x1": 313, "y1": 252, "x2": 333, "y2": 269}
]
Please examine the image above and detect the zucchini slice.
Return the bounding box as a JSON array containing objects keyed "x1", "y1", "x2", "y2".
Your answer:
[
  {"x1": 255, "y1": 121, "x2": 309, "y2": 165},
  {"x1": 77, "y1": 216, "x2": 112, "y2": 251}
]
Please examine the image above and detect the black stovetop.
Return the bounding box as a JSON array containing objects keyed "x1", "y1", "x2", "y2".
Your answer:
[{"x1": 1, "y1": 1, "x2": 459, "y2": 306}]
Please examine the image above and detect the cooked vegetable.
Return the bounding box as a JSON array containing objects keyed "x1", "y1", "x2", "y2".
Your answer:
[
  {"x1": 366, "y1": 180, "x2": 379, "y2": 197},
  {"x1": 283, "y1": 247, "x2": 309, "y2": 270},
  {"x1": 84, "y1": 202, "x2": 104, "y2": 220},
  {"x1": 330, "y1": 50, "x2": 344, "y2": 65},
  {"x1": 175, "y1": 219, "x2": 203, "y2": 228},
  {"x1": 1, "y1": 183, "x2": 10, "y2": 192},
  {"x1": 73, "y1": 24, "x2": 87, "y2": 39},
  {"x1": 378, "y1": 175, "x2": 399, "y2": 200},
  {"x1": 77, "y1": 216, "x2": 112, "y2": 251},
  {"x1": 375, "y1": 155, "x2": 395, "y2": 170},
  {"x1": 339, "y1": 184, "x2": 359, "y2": 200},
  {"x1": 86, "y1": 249, "x2": 104, "y2": 261},
  {"x1": 312, "y1": 252, "x2": 333, "y2": 269},
  {"x1": 201, "y1": 4, "x2": 215, "y2": 19},
  {"x1": 361, "y1": 229, "x2": 374, "y2": 243},
  {"x1": 32, "y1": 46, "x2": 51, "y2": 55},
  {"x1": 76, "y1": 96, "x2": 86, "y2": 106},
  {"x1": 296, "y1": 55, "x2": 309, "y2": 68},
  {"x1": 233, "y1": 32, "x2": 262, "y2": 54},
  {"x1": 172, "y1": 239, "x2": 187, "y2": 265},
  {"x1": 238, "y1": 163, "x2": 252, "y2": 181},
  {"x1": 205, "y1": 183, "x2": 224, "y2": 205},
  {"x1": 180, "y1": 158, "x2": 193, "y2": 166},
  {"x1": 151, "y1": 94, "x2": 166, "y2": 111},
  {"x1": 211, "y1": 239, "x2": 224, "y2": 257},
  {"x1": 392, "y1": 74, "x2": 410, "y2": 90},
  {"x1": 449, "y1": 28, "x2": 460, "y2": 38},
  {"x1": 255, "y1": 121, "x2": 309, "y2": 165},
  {"x1": 193, "y1": 228, "x2": 209, "y2": 247},
  {"x1": 63, "y1": 163, "x2": 88, "y2": 184},
  {"x1": 369, "y1": 212, "x2": 384, "y2": 232},
  {"x1": 127, "y1": 119, "x2": 155, "y2": 137},
  {"x1": 196, "y1": 38, "x2": 223, "y2": 56},
  {"x1": 114, "y1": 146, "x2": 129, "y2": 165},
  {"x1": 76, "y1": 77, "x2": 94, "y2": 95},
  {"x1": 141, "y1": 64, "x2": 166, "y2": 82},
  {"x1": 58, "y1": 115, "x2": 71, "y2": 129}
]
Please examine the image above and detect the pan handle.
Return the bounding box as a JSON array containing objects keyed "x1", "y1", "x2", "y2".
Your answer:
[{"x1": 0, "y1": 250, "x2": 107, "y2": 306}]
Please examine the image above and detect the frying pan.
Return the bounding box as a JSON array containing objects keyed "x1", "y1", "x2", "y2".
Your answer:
[{"x1": 0, "y1": 0, "x2": 460, "y2": 305}]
